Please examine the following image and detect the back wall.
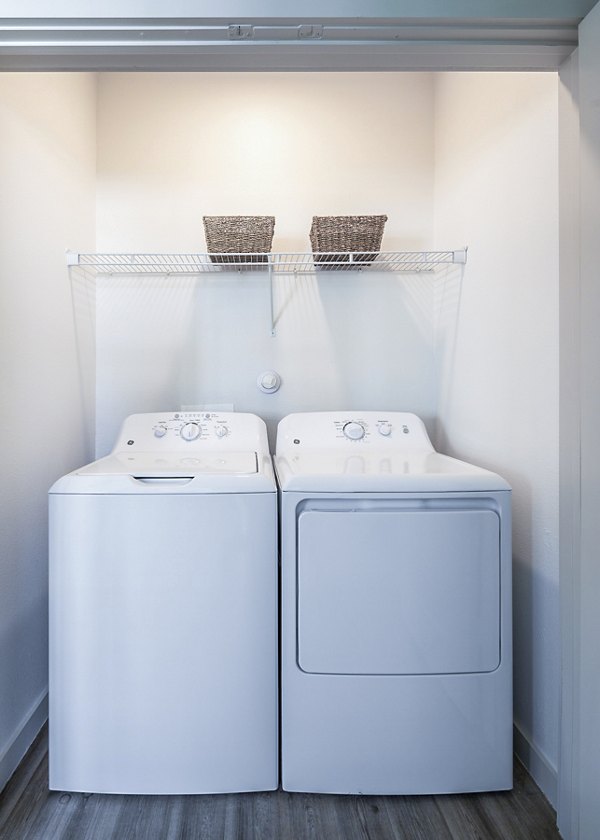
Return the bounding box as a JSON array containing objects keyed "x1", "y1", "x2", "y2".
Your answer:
[{"x1": 94, "y1": 72, "x2": 438, "y2": 452}]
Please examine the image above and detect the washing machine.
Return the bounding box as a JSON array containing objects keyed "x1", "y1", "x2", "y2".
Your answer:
[
  {"x1": 49, "y1": 411, "x2": 277, "y2": 795},
  {"x1": 275, "y1": 411, "x2": 512, "y2": 795}
]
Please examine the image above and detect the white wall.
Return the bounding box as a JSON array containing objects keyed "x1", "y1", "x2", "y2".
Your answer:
[
  {"x1": 96, "y1": 72, "x2": 432, "y2": 253},
  {"x1": 94, "y1": 72, "x2": 436, "y2": 452},
  {"x1": 0, "y1": 73, "x2": 96, "y2": 790},
  {"x1": 433, "y1": 73, "x2": 560, "y2": 804}
]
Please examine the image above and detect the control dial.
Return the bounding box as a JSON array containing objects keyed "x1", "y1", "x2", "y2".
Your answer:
[
  {"x1": 343, "y1": 421, "x2": 366, "y2": 441},
  {"x1": 180, "y1": 422, "x2": 201, "y2": 441},
  {"x1": 215, "y1": 425, "x2": 229, "y2": 438},
  {"x1": 154, "y1": 424, "x2": 167, "y2": 438},
  {"x1": 378, "y1": 422, "x2": 392, "y2": 436}
]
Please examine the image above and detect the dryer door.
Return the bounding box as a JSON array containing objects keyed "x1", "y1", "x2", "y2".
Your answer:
[{"x1": 297, "y1": 507, "x2": 500, "y2": 675}]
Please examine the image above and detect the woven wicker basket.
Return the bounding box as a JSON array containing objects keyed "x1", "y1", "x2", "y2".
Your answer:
[
  {"x1": 203, "y1": 216, "x2": 275, "y2": 264},
  {"x1": 310, "y1": 215, "x2": 388, "y2": 266}
]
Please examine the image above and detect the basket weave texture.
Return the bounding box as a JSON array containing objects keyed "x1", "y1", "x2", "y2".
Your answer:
[
  {"x1": 203, "y1": 216, "x2": 275, "y2": 263},
  {"x1": 309, "y1": 215, "x2": 388, "y2": 265}
]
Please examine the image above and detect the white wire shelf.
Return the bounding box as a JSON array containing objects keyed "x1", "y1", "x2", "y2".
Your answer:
[
  {"x1": 67, "y1": 248, "x2": 467, "y2": 336},
  {"x1": 66, "y1": 249, "x2": 467, "y2": 275}
]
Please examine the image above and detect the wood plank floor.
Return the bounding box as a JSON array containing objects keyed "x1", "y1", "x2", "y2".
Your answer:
[{"x1": 0, "y1": 727, "x2": 561, "y2": 840}]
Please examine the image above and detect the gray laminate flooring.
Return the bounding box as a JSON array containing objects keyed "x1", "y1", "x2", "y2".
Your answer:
[{"x1": 0, "y1": 727, "x2": 560, "y2": 840}]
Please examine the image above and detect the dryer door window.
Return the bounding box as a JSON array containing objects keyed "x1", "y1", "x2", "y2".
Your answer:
[{"x1": 297, "y1": 508, "x2": 500, "y2": 675}]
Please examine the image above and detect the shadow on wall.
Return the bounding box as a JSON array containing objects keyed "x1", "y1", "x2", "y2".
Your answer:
[
  {"x1": 316, "y1": 270, "x2": 438, "y2": 428},
  {"x1": 77, "y1": 266, "x2": 445, "y2": 456},
  {"x1": 0, "y1": 588, "x2": 48, "y2": 792},
  {"x1": 69, "y1": 268, "x2": 97, "y2": 462},
  {"x1": 511, "y1": 474, "x2": 559, "y2": 782},
  {"x1": 93, "y1": 274, "x2": 198, "y2": 456},
  {"x1": 431, "y1": 263, "x2": 465, "y2": 452}
]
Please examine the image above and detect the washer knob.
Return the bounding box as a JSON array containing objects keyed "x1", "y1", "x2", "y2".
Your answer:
[
  {"x1": 215, "y1": 425, "x2": 229, "y2": 438},
  {"x1": 180, "y1": 422, "x2": 201, "y2": 441},
  {"x1": 343, "y1": 421, "x2": 365, "y2": 440},
  {"x1": 378, "y1": 422, "x2": 392, "y2": 436},
  {"x1": 154, "y1": 425, "x2": 167, "y2": 438}
]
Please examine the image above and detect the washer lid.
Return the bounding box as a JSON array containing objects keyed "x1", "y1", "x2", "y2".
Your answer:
[
  {"x1": 49, "y1": 451, "x2": 277, "y2": 494},
  {"x1": 76, "y1": 450, "x2": 258, "y2": 477},
  {"x1": 274, "y1": 451, "x2": 510, "y2": 492}
]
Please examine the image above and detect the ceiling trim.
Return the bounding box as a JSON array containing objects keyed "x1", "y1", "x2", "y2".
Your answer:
[{"x1": 0, "y1": 17, "x2": 579, "y2": 71}]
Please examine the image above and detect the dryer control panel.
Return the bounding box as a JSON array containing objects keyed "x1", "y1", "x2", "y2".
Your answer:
[
  {"x1": 276, "y1": 412, "x2": 434, "y2": 454},
  {"x1": 112, "y1": 412, "x2": 270, "y2": 454}
]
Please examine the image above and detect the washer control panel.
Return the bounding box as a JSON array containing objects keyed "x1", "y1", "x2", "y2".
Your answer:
[
  {"x1": 112, "y1": 412, "x2": 268, "y2": 453},
  {"x1": 276, "y1": 411, "x2": 434, "y2": 454}
]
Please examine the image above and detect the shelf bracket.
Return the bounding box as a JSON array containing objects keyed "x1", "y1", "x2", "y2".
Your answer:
[
  {"x1": 452, "y1": 247, "x2": 468, "y2": 264},
  {"x1": 269, "y1": 255, "x2": 276, "y2": 337}
]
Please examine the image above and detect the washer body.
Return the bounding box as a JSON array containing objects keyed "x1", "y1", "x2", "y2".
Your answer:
[
  {"x1": 275, "y1": 411, "x2": 512, "y2": 795},
  {"x1": 49, "y1": 412, "x2": 278, "y2": 794}
]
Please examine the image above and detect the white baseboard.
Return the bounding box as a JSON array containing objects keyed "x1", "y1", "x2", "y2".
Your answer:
[
  {"x1": 513, "y1": 721, "x2": 558, "y2": 810},
  {"x1": 0, "y1": 689, "x2": 48, "y2": 793}
]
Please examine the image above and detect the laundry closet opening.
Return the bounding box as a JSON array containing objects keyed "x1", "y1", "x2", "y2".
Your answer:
[{"x1": 0, "y1": 68, "x2": 558, "y2": 807}]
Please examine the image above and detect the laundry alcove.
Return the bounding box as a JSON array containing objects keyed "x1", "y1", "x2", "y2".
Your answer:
[{"x1": 0, "y1": 55, "x2": 561, "y2": 828}]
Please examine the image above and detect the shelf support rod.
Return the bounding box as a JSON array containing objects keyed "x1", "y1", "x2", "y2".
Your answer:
[{"x1": 269, "y1": 255, "x2": 275, "y2": 337}]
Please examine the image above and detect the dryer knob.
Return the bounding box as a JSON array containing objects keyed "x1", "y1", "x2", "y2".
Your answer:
[
  {"x1": 343, "y1": 421, "x2": 366, "y2": 440},
  {"x1": 215, "y1": 425, "x2": 229, "y2": 438},
  {"x1": 378, "y1": 422, "x2": 392, "y2": 436},
  {"x1": 180, "y1": 422, "x2": 201, "y2": 441}
]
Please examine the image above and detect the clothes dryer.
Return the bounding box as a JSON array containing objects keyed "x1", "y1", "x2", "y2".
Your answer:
[
  {"x1": 275, "y1": 411, "x2": 512, "y2": 795},
  {"x1": 49, "y1": 411, "x2": 277, "y2": 794}
]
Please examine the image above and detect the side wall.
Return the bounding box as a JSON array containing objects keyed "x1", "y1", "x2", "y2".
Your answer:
[
  {"x1": 0, "y1": 73, "x2": 96, "y2": 790},
  {"x1": 433, "y1": 73, "x2": 560, "y2": 805},
  {"x1": 557, "y1": 49, "x2": 580, "y2": 840}
]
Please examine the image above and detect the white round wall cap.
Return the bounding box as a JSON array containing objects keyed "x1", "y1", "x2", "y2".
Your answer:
[{"x1": 257, "y1": 370, "x2": 281, "y2": 394}]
